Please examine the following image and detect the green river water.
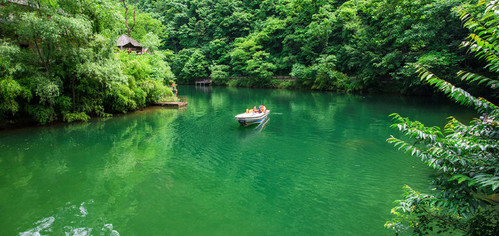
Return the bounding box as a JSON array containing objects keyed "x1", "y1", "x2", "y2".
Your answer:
[{"x1": 0, "y1": 86, "x2": 475, "y2": 235}]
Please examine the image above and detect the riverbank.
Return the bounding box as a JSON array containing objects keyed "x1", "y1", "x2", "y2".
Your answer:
[
  {"x1": 1, "y1": 84, "x2": 479, "y2": 131},
  {"x1": 182, "y1": 76, "x2": 440, "y2": 96},
  {"x1": 0, "y1": 105, "x2": 182, "y2": 131}
]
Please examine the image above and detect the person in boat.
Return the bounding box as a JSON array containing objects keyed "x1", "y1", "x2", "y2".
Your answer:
[{"x1": 259, "y1": 105, "x2": 266, "y2": 113}]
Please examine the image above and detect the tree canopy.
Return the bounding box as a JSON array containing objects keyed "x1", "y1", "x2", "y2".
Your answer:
[
  {"x1": 136, "y1": 0, "x2": 477, "y2": 92},
  {"x1": 0, "y1": 0, "x2": 175, "y2": 124}
]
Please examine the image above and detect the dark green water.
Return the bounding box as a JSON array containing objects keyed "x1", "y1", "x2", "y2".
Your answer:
[{"x1": 0, "y1": 86, "x2": 475, "y2": 235}]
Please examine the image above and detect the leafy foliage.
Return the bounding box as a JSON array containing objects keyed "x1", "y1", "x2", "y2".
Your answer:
[
  {"x1": 209, "y1": 63, "x2": 230, "y2": 85},
  {"x1": 386, "y1": 1, "x2": 499, "y2": 234},
  {"x1": 1, "y1": 0, "x2": 494, "y2": 122},
  {"x1": 0, "y1": 0, "x2": 176, "y2": 124},
  {"x1": 136, "y1": 0, "x2": 473, "y2": 92}
]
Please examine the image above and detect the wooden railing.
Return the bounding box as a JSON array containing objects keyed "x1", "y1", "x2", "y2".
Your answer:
[{"x1": 195, "y1": 79, "x2": 212, "y2": 85}]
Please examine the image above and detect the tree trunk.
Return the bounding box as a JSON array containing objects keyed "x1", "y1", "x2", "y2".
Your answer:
[
  {"x1": 72, "y1": 76, "x2": 76, "y2": 111},
  {"x1": 123, "y1": 0, "x2": 138, "y2": 36}
]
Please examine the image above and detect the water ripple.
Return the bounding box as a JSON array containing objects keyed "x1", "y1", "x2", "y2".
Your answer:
[
  {"x1": 19, "y1": 201, "x2": 119, "y2": 236},
  {"x1": 0, "y1": 87, "x2": 469, "y2": 235}
]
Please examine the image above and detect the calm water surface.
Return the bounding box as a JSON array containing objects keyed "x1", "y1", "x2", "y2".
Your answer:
[{"x1": 0, "y1": 86, "x2": 475, "y2": 235}]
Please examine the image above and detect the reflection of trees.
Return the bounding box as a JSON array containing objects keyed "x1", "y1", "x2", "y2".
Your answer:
[
  {"x1": 176, "y1": 86, "x2": 447, "y2": 234},
  {"x1": 0, "y1": 108, "x2": 178, "y2": 235},
  {"x1": 0, "y1": 87, "x2": 473, "y2": 235}
]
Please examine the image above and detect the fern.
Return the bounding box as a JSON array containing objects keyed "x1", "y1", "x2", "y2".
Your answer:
[{"x1": 387, "y1": 1, "x2": 499, "y2": 234}]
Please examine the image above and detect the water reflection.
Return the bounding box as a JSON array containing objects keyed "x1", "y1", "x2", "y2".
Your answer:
[
  {"x1": 0, "y1": 107, "x2": 179, "y2": 235},
  {"x1": 0, "y1": 87, "x2": 477, "y2": 235},
  {"x1": 20, "y1": 200, "x2": 120, "y2": 236},
  {"x1": 195, "y1": 85, "x2": 212, "y2": 93},
  {"x1": 237, "y1": 117, "x2": 270, "y2": 141},
  {"x1": 255, "y1": 116, "x2": 270, "y2": 131}
]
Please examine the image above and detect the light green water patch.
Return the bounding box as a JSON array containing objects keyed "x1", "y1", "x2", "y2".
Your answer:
[{"x1": 0, "y1": 86, "x2": 475, "y2": 235}]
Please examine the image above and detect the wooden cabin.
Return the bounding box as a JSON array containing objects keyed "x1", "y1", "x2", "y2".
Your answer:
[
  {"x1": 116, "y1": 34, "x2": 146, "y2": 54},
  {"x1": 2, "y1": 0, "x2": 30, "y2": 6}
]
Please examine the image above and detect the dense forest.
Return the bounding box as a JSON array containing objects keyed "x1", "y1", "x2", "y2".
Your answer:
[
  {"x1": 0, "y1": 0, "x2": 491, "y2": 124},
  {"x1": 0, "y1": 0, "x2": 175, "y2": 124},
  {"x1": 136, "y1": 0, "x2": 479, "y2": 92}
]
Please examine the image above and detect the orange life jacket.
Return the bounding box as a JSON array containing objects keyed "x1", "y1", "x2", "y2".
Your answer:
[{"x1": 261, "y1": 105, "x2": 267, "y2": 113}]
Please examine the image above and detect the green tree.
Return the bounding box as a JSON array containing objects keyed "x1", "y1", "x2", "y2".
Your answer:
[
  {"x1": 177, "y1": 49, "x2": 208, "y2": 83},
  {"x1": 0, "y1": 0, "x2": 175, "y2": 124},
  {"x1": 385, "y1": 1, "x2": 499, "y2": 234},
  {"x1": 0, "y1": 41, "x2": 31, "y2": 120},
  {"x1": 135, "y1": 0, "x2": 476, "y2": 93},
  {"x1": 0, "y1": 77, "x2": 27, "y2": 119},
  {"x1": 141, "y1": 32, "x2": 162, "y2": 52},
  {"x1": 209, "y1": 63, "x2": 230, "y2": 85},
  {"x1": 230, "y1": 36, "x2": 275, "y2": 78},
  {"x1": 206, "y1": 38, "x2": 230, "y2": 65}
]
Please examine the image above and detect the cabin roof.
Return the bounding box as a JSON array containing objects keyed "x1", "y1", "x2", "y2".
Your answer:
[
  {"x1": 5, "y1": 0, "x2": 29, "y2": 5},
  {"x1": 116, "y1": 34, "x2": 142, "y2": 47}
]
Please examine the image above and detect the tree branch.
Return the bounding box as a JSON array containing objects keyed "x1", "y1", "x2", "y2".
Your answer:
[
  {"x1": 123, "y1": 0, "x2": 130, "y2": 36},
  {"x1": 421, "y1": 206, "x2": 468, "y2": 232},
  {"x1": 123, "y1": 0, "x2": 138, "y2": 36}
]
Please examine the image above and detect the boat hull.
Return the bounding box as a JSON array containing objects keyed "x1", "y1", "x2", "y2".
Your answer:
[{"x1": 235, "y1": 111, "x2": 270, "y2": 127}]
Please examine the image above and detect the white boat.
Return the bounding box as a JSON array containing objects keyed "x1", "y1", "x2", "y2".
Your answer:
[{"x1": 235, "y1": 110, "x2": 270, "y2": 127}]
